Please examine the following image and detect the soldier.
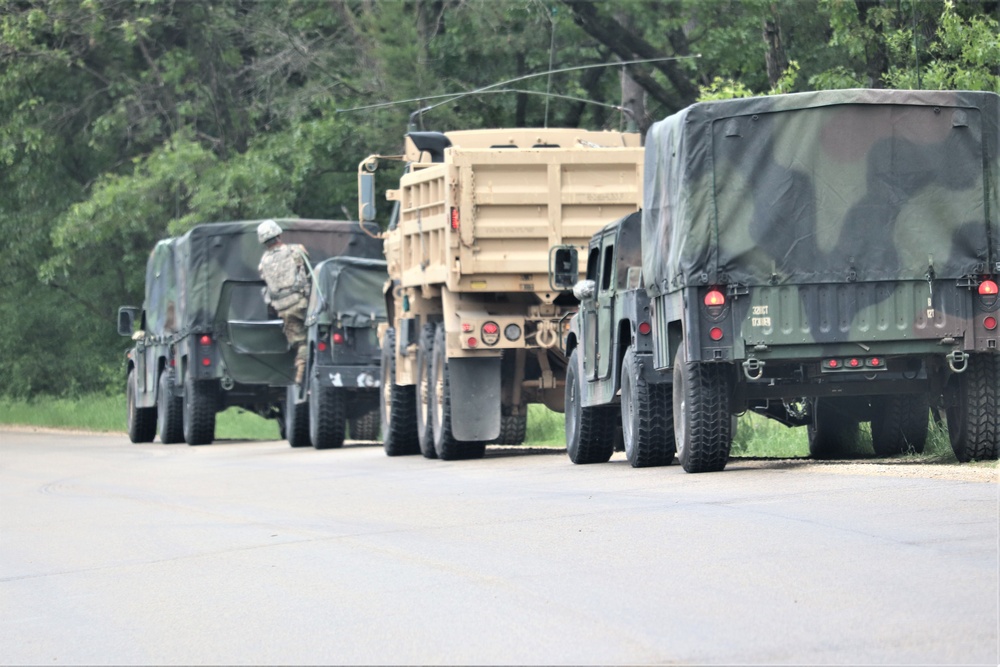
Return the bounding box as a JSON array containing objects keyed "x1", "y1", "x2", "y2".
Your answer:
[{"x1": 257, "y1": 220, "x2": 312, "y2": 385}]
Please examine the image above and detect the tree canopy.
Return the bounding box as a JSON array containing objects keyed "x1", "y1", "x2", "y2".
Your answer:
[{"x1": 1, "y1": 0, "x2": 997, "y2": 397}]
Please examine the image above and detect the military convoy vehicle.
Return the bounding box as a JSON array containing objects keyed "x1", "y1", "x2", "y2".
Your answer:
[
  {"x1": 359, "y1": 128, "x2": 643, "y2": 460},
  {"x1": 284, "y1": 255, "x2": 388, "y2": 449},
  {"x1": 564, "y1": 89, "x2": 999, "y2": 472},
  {"x1": 118, "y1": 219, "x2": 382, "y2": 446}
]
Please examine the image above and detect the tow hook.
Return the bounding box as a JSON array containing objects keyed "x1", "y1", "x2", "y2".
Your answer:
[
  {"x1": 946, "y1": 350, "x2": 969, "y2": 374},
  {"x1": 220, "y1": 375, "x2": 235, "y2": 390},
  {"x1": 742, "y1": 357, "x2": 765, "y2": 380}
]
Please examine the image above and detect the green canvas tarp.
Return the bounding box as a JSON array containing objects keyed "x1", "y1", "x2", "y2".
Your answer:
[
  {"x1": 306, "y1": 256, "x2": 388, "y2": 328},
  {"x1": 641, "y1": 89, "x2": 1000, "y2": 296},
  {"x1": 147, "y1": 219, "x2": 383, "y2": 336}
]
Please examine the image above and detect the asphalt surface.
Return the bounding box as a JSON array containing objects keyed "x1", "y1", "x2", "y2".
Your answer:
[{"x1": 1, "y1": 429, "x2": 997, "y2": 666}]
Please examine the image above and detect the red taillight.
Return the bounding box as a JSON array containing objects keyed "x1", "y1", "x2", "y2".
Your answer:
[
  {"x1": 869, "y1": 357, "x2": 882, "y2": 367},
  {"x1": 979, "y1": 280, "x2": 998, "y2": 296},
  {"x1": 462, "y1": 323, "x2": 473, "y2": 333},
  {"x1": 638, "y1": 322, "x2": 652, "y2": 335},
  {"x1": 826, "y1": 359, "x2": 840, "y2": 369},
  {"x1": 199, "y1": 335, "x2": 212, "y2": 346},
  {"x1": 318, "y1": 341, "x2": 328, "y2": 352},
  {"x1": 467, "y1": 337, "x2": 478, "y2": 347},
  {"x1": 451, "y1": 208, "x2": 460, "y2": 230},
  {"x1": 704, "y1": 289, "x2": 726, "y2": 307},
  {"x1": 848, "y1": 358, "x2": 861, "y2": 368},
  {"x1": 985, "y1": 316, "x2": 998, "y2": 331},
  {"x1": 332, "y1": 333, "x2": 345, "y2": 345},
  {"x1": 201, "y1": 357, "x2": 211, "y2": 367},
  {"x1": 170, "y1": 358, "x2": 176, "y2": 367},
  {"x1": 482, "y1": 322, "x2": 499, "y2": 335},
  {"x1": 709, "y1": 327, "x2": 723, "y2": 341}
]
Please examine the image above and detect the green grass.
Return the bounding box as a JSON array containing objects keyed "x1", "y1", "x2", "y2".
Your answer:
[
  {"x1": 0, "y1": 395, "x2": 994, "y2": 468},
  {"x1": 0, "y1": 394, "x2": 279, "y2": 440}
]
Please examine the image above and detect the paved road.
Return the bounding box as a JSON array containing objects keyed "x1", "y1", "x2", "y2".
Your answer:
[{"x1": 1, "y1": 429, "x2": 997, "y2": 666}]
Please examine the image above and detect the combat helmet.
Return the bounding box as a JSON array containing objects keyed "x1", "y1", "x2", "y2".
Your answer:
[{"x1": 257, "y1": 219, "x2": 282, "y2": 245}]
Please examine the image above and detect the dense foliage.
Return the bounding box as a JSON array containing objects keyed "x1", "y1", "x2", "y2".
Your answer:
[{"x1": 1, "y1": 0, "x2": 997, "y2": 397}]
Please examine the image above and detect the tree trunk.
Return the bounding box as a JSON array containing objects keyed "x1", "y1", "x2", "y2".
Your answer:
[{"x1": 762, "y1": 4, "x2": 789, "y2": 89}]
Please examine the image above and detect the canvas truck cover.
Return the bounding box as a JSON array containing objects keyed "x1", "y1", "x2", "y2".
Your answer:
[
  {"x1": 144, "y1": 238, "x2": 179, "y2": 337},
  {"x1": 306, "y1": 256, "x2": 388, "y2": 328},
  {"x1": 642, "y1": 89, "x2": 1000, "y2": 296},
  {"x1": 166, "y1": 219, "x2": 383, "y2": 333}
]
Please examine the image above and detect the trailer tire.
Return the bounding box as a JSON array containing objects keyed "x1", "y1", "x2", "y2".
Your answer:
[
  {"x1": 380, "y1": 328, "x2": 419, "y2": 456},
  {"x1": 183, "y1": 375, "x2": 217, "y2": 446},
  {"x1": 415, "y1": 323, "x2": 438, "y2": 458},
  {"x1": 871, "y1": 394, "x2": 929, "y2": 456},
  {"x1": 621, "y1": 346, "x2": 675, "y2": 467},
  {"x1": 565, "y1": 349, "x2": 616, "y2": 464},
  {"x1": 349, "y1": 409, "x2": 380, "y2": 441},
  {"x1": 157, "y1": 368, "x2": 184, "y2": 444},
  {"x1": 431, "y1": 324, "x2": 485, "y2": 460},
  {"x1": 127, "y1": 368, "x2": 157, "y2": 444},
  {"x1": 284, "y1": 384, "x2": 311, "y2": 448},
  {"x1": 309, "y1": 378, "x2": 345, "y2": 450},
  {"x1": 947, "y1": 353, "x2": 999, "y2": 462},
  {"x1": 672, "y1": 345, "x2": 733, "y2": 473},
  {"x1": 807, "y1": 397, "x2": 860, "y2": 459}
]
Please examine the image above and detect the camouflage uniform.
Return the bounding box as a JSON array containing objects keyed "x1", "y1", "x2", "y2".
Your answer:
[{"x1": 259, "y1": 242, "x2": 311, "y2": 381}]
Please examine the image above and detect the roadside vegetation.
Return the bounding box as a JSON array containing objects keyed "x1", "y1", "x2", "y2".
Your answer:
[{"x1": 3, "y1": 395, "x2": 992, "y2": 468}]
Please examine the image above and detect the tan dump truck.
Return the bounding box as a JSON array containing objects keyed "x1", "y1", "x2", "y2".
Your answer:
[{"x1": 359, "y1": 128, "x2": 643, "y2": 460}]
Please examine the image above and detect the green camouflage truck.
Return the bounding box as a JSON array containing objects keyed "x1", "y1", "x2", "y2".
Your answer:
[
  {"x1": 118, "y1": 219, "x2": 382, "y2": 446},
  {"x1": 284, "y1": 255, "x2": 388, "y2": 449},
  {"x1": 563, "y1": 89, "x2": 999, "y2": 472}
]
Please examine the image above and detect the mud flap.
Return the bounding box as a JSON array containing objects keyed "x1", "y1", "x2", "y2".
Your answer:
[{"x1": 448, "y1": 357, "x2": 501, "y2": 441}]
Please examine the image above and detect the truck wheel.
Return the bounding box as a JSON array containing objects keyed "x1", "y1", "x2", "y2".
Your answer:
[
  {"x1": 430, "y1": 324, "x2": 486, "y2": 460},
  {"x1": 380, "y1": 328, "x2": 419, "y2": 456},
  {"x1": 672, "y1": 345, "x2": 733, "y2": 473},
  {"x1": 182, "y1": 375, "x2": 217, "y2": 446},
  {"x1": 415, "y1": 323, "x2": 438, "y2": 458},
  {"x1": 493, "y1": 411, "x2": 528, "y2": 446},
  {"x1": 157, "y1": 368, "x2": 184, "y2": 444},
  {"x1": 871, "y1": 394, "x2": 929, "y2": 456},
  {"x1": 284, "y1": 384, "x2": 311, "y2": 447},
  {"x1": 126, "y1": 368, "x2": 157, "y2": 444},
  {"x1": 947, "y1": 353, "x2": 999, "y2": 462},
  {"x1": 565, "y1": 349, "x2": 616, "y2": 464},
  {"x1": 349, "y1": 409, "x2": 380, "y2": 441},
  {"x1": 807, "y1": 397, "x2": 860, "y2": 459},
  {"x1": 309, "y1": 377, "x2": 345, "y2": 450},
  {"x1": 621, "y1": 346, "x2": 675, "y2": 467}
]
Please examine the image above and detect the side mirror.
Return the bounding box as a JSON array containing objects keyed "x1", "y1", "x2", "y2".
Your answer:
[
  {"x1": 117, "y1": 306, "x2": 139, "y2": 337},
  {"x1": 572, "y1": 279, "x2": 596, "y2": 302},
  {"x1": 549, "y1": 246, "x2": 579, "y2": 290},
  {"x1": 359, "y1": 171, "x2": 377, "y2": 223}
]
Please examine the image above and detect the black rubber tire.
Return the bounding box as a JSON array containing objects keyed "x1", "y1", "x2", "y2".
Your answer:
[
  {"x1": 182, "y1": 374, "x2": 217, "y2": 446},
  {"x1": 349, "y1": 409, "x2": 380, "y2": 441},
  {"x1": 157, "y1": 368, "x2": 184, "y2": 444},
  {"x1": 492, "y1": 411, "x2": 528, "y2": 445},
  {"x1": 947, "y1": 353, "x2": 999, "y2": 462},
  {"x1": 415, "y1": 323, "x2": 438, "y2": 458},
  {"x1": 672, "y1": 345, "x2": 733, "y2": 473},
  {"x1": 621, "y1": 346, "x2": 675, "y2": 467},
  {"x1": 285, "y1": 383, "x2": 311, "y2": 447},
  {"x1": 870, "y1": 394, "x2": 929, "y2": 456},
  {"x1": 807, "y1": 397, "x2": 860, "y2": 459},
  {"x1": 380, "y1": 328, "x2": 420, "y2": 456},
  {"x1": 565, "y1": 349, "x2": 616, "y2": 464},
  {"x1": 126, "y1": 368, "x2": 157, "y2": 444},
  {"x1": 309, "y1": 376, "x2": 345, "y2": 449},
  {"x1": 430, "y1": 324, "x2": 485, "y2": 460}
]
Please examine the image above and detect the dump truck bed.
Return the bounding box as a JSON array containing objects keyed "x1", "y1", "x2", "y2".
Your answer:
[{"x1": 391, "y1": 132, "x2": 643, "y2": 299}]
